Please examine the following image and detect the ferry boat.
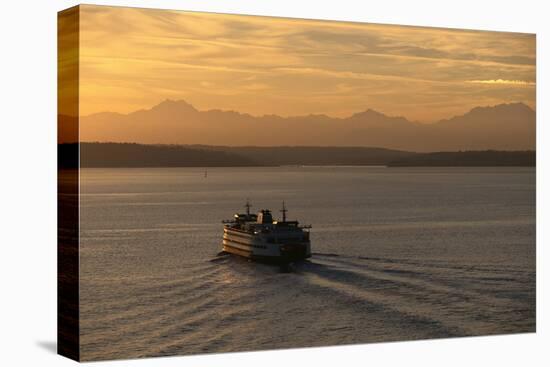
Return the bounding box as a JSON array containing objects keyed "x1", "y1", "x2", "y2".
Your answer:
[{"x1": 221, "y1": 201, "x2": 312, "y2": 263}]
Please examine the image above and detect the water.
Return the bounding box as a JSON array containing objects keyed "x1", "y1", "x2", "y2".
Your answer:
[{"x1": 79, "y1": 166, "x2": 535, "y2": 361}]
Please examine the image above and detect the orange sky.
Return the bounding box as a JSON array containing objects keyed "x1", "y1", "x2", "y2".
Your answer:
[{"x1": 76, "y1": 5, "x2": 535, "y2": 122}]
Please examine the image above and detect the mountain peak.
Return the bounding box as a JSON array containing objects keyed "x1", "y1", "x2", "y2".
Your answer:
[
  {"x1": 436, "y1": 102, "x2": 535, "y2": 128},
  {"x1": 150, "y1": 99, "x2": 197, "y2": 113},
  {"x1": 348, "y1": 108, "x2": 413, "y2": 127},
  {"x1": 350, "y1": 108, "x2": 386, "y2": 119},
  {"x1": 467, "y1": 102, "x2": 534, "y2": 116}
]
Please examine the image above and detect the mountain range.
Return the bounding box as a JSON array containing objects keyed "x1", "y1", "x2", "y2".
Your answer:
[{"x1": 63, "y1": 100, "x2": 535, "y2": 152}]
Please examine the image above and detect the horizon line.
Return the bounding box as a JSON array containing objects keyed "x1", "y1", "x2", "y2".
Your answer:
[{"x1": 64, "y1": 141, "x2": 537, "y2": 153}]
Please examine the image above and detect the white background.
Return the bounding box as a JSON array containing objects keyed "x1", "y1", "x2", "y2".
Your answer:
[{"x1": 0, "y1": 0, "x2": 548, "y2": 365}]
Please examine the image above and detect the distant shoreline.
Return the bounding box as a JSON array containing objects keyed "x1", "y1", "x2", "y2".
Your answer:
[
  {"x1": 386, "y1": 150, "x2": 535, "y2": 167},
  {"x1": 58, "y1": 142, "x2": 535, "y2": 168}
]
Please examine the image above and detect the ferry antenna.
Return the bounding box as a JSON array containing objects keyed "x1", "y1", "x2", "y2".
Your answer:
[
  {"x1": 280, "y1": 201, "x2": 287, "y2": 222},
  {"x1": 245, "y1": 199, "x2": 251, "y2": 216}
]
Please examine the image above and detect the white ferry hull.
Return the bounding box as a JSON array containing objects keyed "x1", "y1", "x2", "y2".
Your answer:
[{"x1": 223, "y1": 228, "x2": 311, "y2": 262}]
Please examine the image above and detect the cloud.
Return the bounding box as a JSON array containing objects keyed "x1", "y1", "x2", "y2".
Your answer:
[
  {"x1": 242, "y1": 83, "x2": 270, "y2": 91},
  {"x1": 466, "y1": 79, "x2": 536, "y2": 86},
  {"x1": 77, "y1": 5, "x2": 536, "y2": 121}
]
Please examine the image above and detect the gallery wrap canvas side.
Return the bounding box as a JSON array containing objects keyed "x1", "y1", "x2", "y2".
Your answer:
[{"x1": 58, "y1": 5, "x2": 80, "y2": 362}]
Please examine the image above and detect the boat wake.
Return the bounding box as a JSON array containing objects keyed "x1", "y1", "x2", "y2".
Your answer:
[{"x1": 79, "y1": 251, "x2": 535, "y2": 361}]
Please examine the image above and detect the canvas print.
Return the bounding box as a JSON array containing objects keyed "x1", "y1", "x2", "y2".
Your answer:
[{"x1": 58, "y1": 5, "x2": 536, "y2": 362}]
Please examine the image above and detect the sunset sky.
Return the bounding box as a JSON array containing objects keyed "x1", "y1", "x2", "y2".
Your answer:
[{"x1": 77, "y1": 5, "x2": 536, "y2": 122}]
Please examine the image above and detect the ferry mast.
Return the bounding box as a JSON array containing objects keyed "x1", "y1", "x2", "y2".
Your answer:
[
  {"x1": 280, "y1": 201, "x2": 287, "y2": 223},
  {"x1": 245, "y1": 199, "x2": 251, "y2": 216}
]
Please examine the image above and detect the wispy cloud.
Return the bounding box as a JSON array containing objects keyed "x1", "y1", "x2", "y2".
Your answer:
[{"x1": 466, "y1": 79, "x2": 536, "y2": 86}]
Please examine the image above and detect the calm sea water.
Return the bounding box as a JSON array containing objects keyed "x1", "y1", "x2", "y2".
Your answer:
[{"x1": 79, "y1": 166, "x2": 536, "y2": 361}]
